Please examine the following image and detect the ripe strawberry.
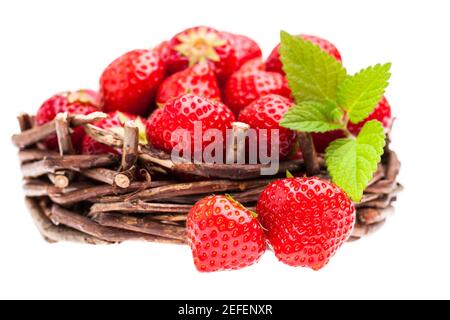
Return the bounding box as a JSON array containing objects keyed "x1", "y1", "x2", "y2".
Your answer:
[
  {"x1": 257, "y1": 177, "x2": 356, "y2": 270},
  {"x1": 165, "y1": 26, "x2": 237, "y2": 80},
  {"x1": 187, "y1": 195, "x2": 266, "y2": 272},
  {"x1": 238, "y1": 94, "x2": 296, "y2": 160},
  {"x1": 266, "y1": 34, "x2": 342, "y2": 75},
  {"x1": 221, "y1": 32, "x2": 262, "y2": 71},
  {"x1": 237, "y1": 58, "x2": 265, "y2": 73},
  {"x1": 81, "y1": 111, "x2": 147, "y2": 155},
  {"x1": 100, "y1": 49, "x2": 165, "y2": 116},
  {"x1": 36, "y1": 89, "x2": 101, "y2": 151},
  {"x1": 224, "y1": 70, "x2": 291, "y2": 116},
  {"x1": 146, "y1": 94, "x2": 235, "y2": 157},
  {"x1": 156, "y1": 62, "x2": 221, "y2": 106},
  {"x1": 312, "y1": 96, "x2": 392, "y2": 153}
]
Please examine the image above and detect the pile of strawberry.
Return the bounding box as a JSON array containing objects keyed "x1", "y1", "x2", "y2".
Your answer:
[{"x1": 34, "y1": 26, "x2": 394, "y2": 272}]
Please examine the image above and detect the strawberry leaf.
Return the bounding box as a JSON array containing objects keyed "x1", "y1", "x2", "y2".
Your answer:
[
  {"x1": 337, "y1": 63, "x2": 391, "y2": 124},
  {"x1": 279, "y1": 31, "x2": 347, "y2": 103},
  {"x1": 280, "y1": 101, "x2": 344, "y2": 133},
  {"x1": 325, "y1": 120, "x2": 386, "y2": 202}
]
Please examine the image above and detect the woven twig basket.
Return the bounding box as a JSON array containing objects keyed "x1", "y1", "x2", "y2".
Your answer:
[{"x1": 12, "y1": 112, "x2": 402, "y2": 245}]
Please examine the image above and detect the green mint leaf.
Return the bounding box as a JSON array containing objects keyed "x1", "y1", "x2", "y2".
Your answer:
[
  {"x1": 279, "y1": 31, "x2": 347, "y2": 103},
  {"x1": 325, "y1": 120, "x2": 386, "y2": 202},
  {"x1": 337, "y1": 63, "x2": 391, "y2": 124},
  {"x1": 280, "y1": 101, "x2": 344, "y2": 133},
  {"x1": 286, "y1": 170, "x2": 294, "y2": 178}
]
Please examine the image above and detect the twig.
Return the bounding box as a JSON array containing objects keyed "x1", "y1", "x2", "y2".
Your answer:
[
  {"x1": 83, "y1": 124, "x2": 123, "y2": 148},
  {"x1": 19, "y1": 149, "x2": 59, "y2": 163},
  {"x1": 90, "y1": 201, "x2": 192, "y2": 214},
  {"x1": 127, "y1": 179, "x2": 274, "y2": 202},
  {"x1": 49, "y1": 204, "x2": 184, "y2": 244},
  {"x1": 25, "y1": 197, "x2": 109, "y2": 245},
  {"x1": 55, "y1": 112, "x2": 74, "y2": 155},
  {"x1": 226, "y1": 122, "x2": 250, "y2": 164},
  {"x1": 21, "y1": 154, "x2": 117, "y2": 178},
  {"x1": 357, "y1": 206, "x2": 395, "y2": 225},
  {"x1": 121, "y1": 121, "x2": 138, "y2": 171},
  {"x1": 12, "y1": 112, "x2": 107, "y2": 148},
  {"x1": 297, "y1": 132, "x2": 320, "y2": 176},
  {"x1": 92, "y1": 212, "x2": 187, "y2": 241}
]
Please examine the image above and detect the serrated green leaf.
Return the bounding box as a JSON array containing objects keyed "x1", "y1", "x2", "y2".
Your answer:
[
  {"x1": 280, "y1": 101, "x2": 344, "y2": 133},
  {"x1": 286, "y1": 170, "x2": 294, "y2": 178},
  {"x1": 325, "y1": 120, "x2": 386, "y2": 202},
  {"x1": 279, "y1": 31, "x2": 347, "y2": 103},
  {"x1": 337, "y1": 63, "x2": 391, "y2": 124}
]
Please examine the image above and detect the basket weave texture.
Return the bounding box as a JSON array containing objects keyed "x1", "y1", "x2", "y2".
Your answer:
[{"x1": 13, "y1": 112, "x2": 402, "y2": 245}]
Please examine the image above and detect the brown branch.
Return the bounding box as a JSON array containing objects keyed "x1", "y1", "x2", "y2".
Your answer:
[
  {"x1": 25, "y1": 197, "x2": 109, "y2": 245},
  {"x1": 23, "y1": 181, "x2": 95, "y2": 197},
  {"x1": 127, "y1": 179, "x2": 274, "y2": 202},
  {"x1": 121, "y1": 121, "x2": 138, "y2": 171},
  {"x1": 12, "y1": 112, "x2": 107, "y2": 148},
  {"x1": 80, "y1": 167, "x2": 118, "y2": 185},
  {"x1": 12, "y1": 120, "x2": 56, "y2": 148},
  {"x1": 297, "y1": 132, "x2": 320, "y2": 176},
  {"x1": 150, "y1": 214, "x2": 187, "y2": 222},
  {"x1": 90, "y1": 201, "x2": 192, "y2": 214},
  {"x1": 19, "y1": 149, "x2": 59, "y2": 163},
  {"x1": 88, "y1": 180, "x2": 177, "y2": 203},
  {"x1": 83, "y1": 124, "x2": 123, "y2": 148},
  {"x1": 47, "y1": 172, "x2": 71, "y2": 189},
  {"x1": 49, "y1": 204, "x2": 184, "y2": 244},
  {"x1": 226, "y1": 122, "x2": 250, "y2": 164},
  {"x1": 21, "y1": 154, "x2": 117, "y2": 178},
  {"x1": 357, "y1": 206, "x2": 395, "y2": 225},
  {"x1": 17, "y1": 113, "x2": 33, "y2": 132},
  {"x1": 92, "y1": 212, "x2": 187, "y2": 241},
  {"x1": 69, "y1": 112, "x2": 107, "y2": 126},
  {"x1": 55, "y1": 112, "x2": 74, "y2": 155},
  {"x1": 351, "y1": 220, "x2": 386, "y2": 238}
]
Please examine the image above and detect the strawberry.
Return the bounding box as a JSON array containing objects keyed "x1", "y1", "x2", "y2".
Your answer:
[
  {"x1": 257, "y1": 177, "x2": 356, "y2": 270},
  {"x1": 221, "y1": 32, "x2": 262, "y2": 71},
  {"x1": 81, "y1": 111, "x2": 147, "y2": 155},
  {"x1": 146, "y1": 94, "x2": 235, "y2": 157},
  {"x1": 238, "y1": 94, "x2": 296, "y2": 160},
  {"x1": 36, "y1": 89, "x2": 101, "y2": 151},
  {"x1": 312, "y1": 96, "x2": 392, "y2": 153},
  {"x1": 266, "y1": 34, "x2": 342, "y2": 75},
  {"x1": 156, "y1": 62, "x2": 221, "y2": 106},
  {"x1": 100, "y1": 49, "x2": 165, "y2": 116},
  {"x1": 224, "y1": 70, "x2": 291, "y2": 115},
  {"x1": 165, "y1": 26, "x2": 236, "y2": 80},
  {"x1": 237, "y1": 58, "x2": 265, "y2": 73},
  {"x1": 187, "y1": 195, "x2": 266, "y2": 272}
]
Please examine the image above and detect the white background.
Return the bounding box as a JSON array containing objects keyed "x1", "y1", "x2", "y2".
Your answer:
[{"x1": 0, "y1": 0, "x2": 449, "y2": 300}]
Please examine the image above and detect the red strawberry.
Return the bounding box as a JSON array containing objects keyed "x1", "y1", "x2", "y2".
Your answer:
[
  {"x1": 36, "y1": 90, "x2": 101, "y2": 151},
  {"x1": 100, "y1": 49, "x2": 165, "y2": 116},
  {"x1": 81, "y1": 111, "x2": 147, "y2": 155},
  {"x1": 156, "y1": 62, "x2": 221, "y2": 106},
  {"x1": 224, "y1": 70, "x2": 291, "y2": 115},
  {"x1": 312, "y1": 96, "x2": 392, "y2": 153},
  {"x1": 221, "y1": 32, "x2": 262, "y2": 71},
  {"x1": 154, "y1": 41, "x2": 171, "y2": 68},
  {"x1": 187, "y1": 195, "x2": 266, "y2": 272},
  {"x1": 266, "y1": 34, "x2": 342, "y2": 75},
  {"x1": 146, "y1": 94, "x2": 235, "y2": 157},
  {"x1": 257, "y1": 177, "x2": 356, "y2": 270},
  {"x1": 165, "y1": 26, "x2": 237, "y2": 80},
  {"x1": 238, "y1": 94, "x2": 296, "y2": 160},
  {"x1": 237, "y1": 58, "x2": 265, "y2": 73}
]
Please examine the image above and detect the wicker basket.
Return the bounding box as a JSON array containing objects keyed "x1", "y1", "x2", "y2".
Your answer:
[{"x1": 12, "y1": 112, "x2": 402, "y2": 245}]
